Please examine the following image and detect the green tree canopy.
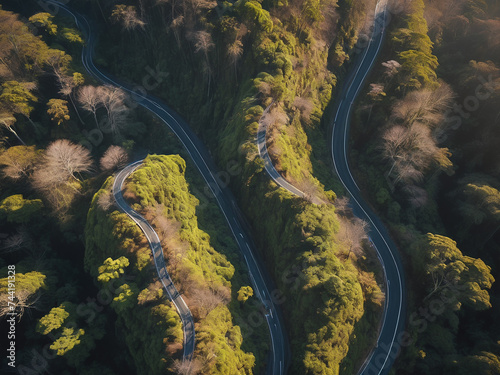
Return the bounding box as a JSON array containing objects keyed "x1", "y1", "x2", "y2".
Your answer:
[
  {"x1": 241, "y1": 1, "x2": 273, "y2": 33},
  {"x1": 97, "y1": 256, "x2": 130, "y2": 283},
  {"x1": 47, "y1": 98, "x2": 70, "y2": 125},
  {"x1": 0, "y1": 145, "x2": 40, "y2": 180},
  {"x1": 237, "y1": 285, "x2": 253, "y2": 302},
  {"x1": 0, "y1": 81, "x2": 37, "y2": 118},
  {"x1": 413, "y1": 233, "x2": 494, "y2": 310},
  {"x1": 60, "y1": 27, "x2": 83, "y2": 44},
  {"x1": 51, "y1": 327, "x2": 85, "y2": 356},
  {"x1": 0, "y1": 194, "x2": 44, "y2": 223},
  {"x1": 36, "y1": 305, "x2": 69, "y2": 335},
  {"x1": 29, "y1": 12, "x2": 57, "y2": 35}
]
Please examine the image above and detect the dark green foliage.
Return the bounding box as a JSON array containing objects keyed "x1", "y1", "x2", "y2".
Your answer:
[
  {"x1": 411, "y1": 233, "x2": 494, "y2": 310},
  {"x1": 86, "y1": 155, "x2": 264, "y2": 374},
  {"x1": 350, "y1": 0, "x2": 500, "y2": 372},
  {"x1": 86, "y1": 177, "x2": 183, "y2": 374},
  {"x1": 36, "y1": 302, "x2": 107, "y2": 367},
  {"x1": 0, "y1": 194, "x2": 43, "y2": 223},
  {"x1": 390, "y1": 0, "x2": 439, "y2": 91},
  {"x1": 90, "y1": 0, "x2": 381, "y2": 371}
]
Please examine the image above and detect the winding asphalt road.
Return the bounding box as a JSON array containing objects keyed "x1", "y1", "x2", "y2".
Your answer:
[
  {"x1": 44, "y1": 1, "x2": 289, "y2": 374},
  {"x1": 256, "y1": 1, "x2": 406, "y2": 373},
  {"x1": 331, "y1": 1, "x2": 407, "y2": 374},
  {"x1": 113, "y1": 160, "x2": 196, "y2": 362},
  {"x1": 257, "y1": 103, "x2": 325, "y2": 205},
  {"x1": 257, "y1": 103, "x2": 307, "y2": 199}
]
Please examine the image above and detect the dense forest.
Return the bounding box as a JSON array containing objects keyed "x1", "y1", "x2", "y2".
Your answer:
[
  {"x1": 0, "y1": 0, "x2": 498, "y2": 374},
  {"x1": 80, "y1": 0, "x2": 386, "y2": 373},
  {"x1": 350, "y1": 0, "x2": 500, "y2": 373},
  {"x1": 0, "y1": 2, "x2": 268, "y2": 373}
]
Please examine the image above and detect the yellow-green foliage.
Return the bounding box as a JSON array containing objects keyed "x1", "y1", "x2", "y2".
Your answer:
[
  {"x1": 97, "y1": 256, "x2": 130, "y2": 283},
  {"x1": 196, "y1": 305, "x2": 255, "y2": 374},
  {"x1": 411, "y1": 233, "x2": 494, "y2": 310},
  {"x1": 37, "y1": 305, "x2": 68, "y2": 335},
  {"x1": 85, "y1": 177, "x2": 183, "y2": 375},
  {"x1": 273, "y1": 112, "x2": 315, "y2": 182},
  {"x1": 95, "y1": 0, "x2": 377, "y2": 371},
  {"x1": 391, "y1": 0, "x2": 439, "y2": 90},
  {"x1": 128, "y1": 155, "x2": 236, "y2": 289},
  {"x1": 126, "y1": 154, "x2": 262, "y2": 374},
  {"x1": 237, "y1": 286, "x2": 253, "y2": 302},
  {"x1": 50, "y1": 327, "x2": 85, "y2": 356},
  {"x1": 0, "y1": 270, "x2": 46, "y2": 295},
  {"x1": 35, "y1": 301, "x2": 106, "y2": 367},
  {"x1": 0, "y1": 194, "x2": 44, "y2": 223},
  {"x1": 86, "y1": 155, "x2": 263, "y2": 374},
  {"x1": 236, "y1": 175, "x2": 365, "y2": 374}
]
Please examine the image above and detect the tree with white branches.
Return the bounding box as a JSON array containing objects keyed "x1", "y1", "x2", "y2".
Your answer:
[
  {"x1": 338, "y1": 217, "x2": 369, "y2": 259},
  {"x1": 77, "y1": 85, "x2": 101, "y2": 128},
  {"x1": 111, "y1": 5, "x2": 145, "y2": 31},
  {"x1": 100, "y1": 145, "x2": 129, "y2": 172},
  {"x1": 44, "y1": 139, "x2": 93, "y2": 182}
]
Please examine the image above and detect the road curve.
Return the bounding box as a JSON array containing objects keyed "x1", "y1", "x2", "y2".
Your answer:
[
  {"x1": 330, "y1": 1, "x2": 407, "y2": 374},
  {"x1": 257, "y1": 103, "x2": 307, "y2": 199},
  {"x1": 113, "y1": 160, "x2": 196, "y2": 363},
  {"x1": 45, "y1": 1, "x2": 289, "y2": 374},
  {"x1": 257, "y1": 104, "x2": 327, "y2": 205}
]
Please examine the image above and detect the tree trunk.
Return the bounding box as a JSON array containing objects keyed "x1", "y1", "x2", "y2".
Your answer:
[
  {"x1": 7, "y1": 126, "x2": 26, "y2": 145},
  {"x1": 69, "y1": 95, "x2": 85, "y2": 124}
]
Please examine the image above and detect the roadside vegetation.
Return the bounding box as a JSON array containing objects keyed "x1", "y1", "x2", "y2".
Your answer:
[
  {"x1": 86, "y1": 0, "x2": 387, "y2": 373},
  {"x1": 86, "y1": 154, "x2": 266, "y2": 374},
  {"x1": 350, "y1": 0, "x2": 499, "y2": 373},
  {"x1": 0, "y1": 4, "x2": 264, "y2": 374}
]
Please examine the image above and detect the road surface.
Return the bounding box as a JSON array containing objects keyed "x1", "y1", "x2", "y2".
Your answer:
[
  {"x1": 45, "y1": 1, "x2": 289, "y2": 374},
  {"x1": 257, "y1": 103, "x2": 307, "y2": 198},
  {"x1": 113, "y1": 160, "x2": 196, "y2": 362},
  {"x1": 255, "y1": 1, "x2": 407, "y2": 372},
  {"x1": 330, "y1": 1, "x2": 407, "y2": 374}
]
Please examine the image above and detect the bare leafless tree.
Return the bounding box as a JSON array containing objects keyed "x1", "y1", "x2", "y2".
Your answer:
[
  {"x1": 97, "y1": 190, "x2": 114, "y2": 211},
  {"x1": 30, "y1": 140, "x2": 92, "y2": 215},
  {"x1": 338, "y1": 217, "x2": 369, "y2": 258},
  {"x1": 172, "y1": 358, "x2": 203, "y2": 375},
  {"x1": 44, "y1": 139, "x2": 93, "y2": 182},
  {"x1": 382, "y1": 123, "x2": 433, "y2": 185},
  {"x1": 58, "y1": 73, "x2": 84, "y2": 124},
  {"x1": 111, "y1": 5, "x2": 146, "y2": 31},
  {"x1": 382, "y1": 60, "x2": 401, "y2": 82},
  {"x1": 0, "y1": 228, "x2": 29, "y2": 253},
  {"x1": 403, "y1": 184, "x2": 428, "y2": 208},
  {"x1": 144, "y1": 204, "x2": 189, "y2": 274},
  {"x1": 334, "y1": 196, "x2": 351, "y2": 216},
  {"x1": 391, "y1": 83, "x2": 454, "y2": 130},
  {"x1": 227, "y1": 39, "x2": 243, "y2": 75},
  {"x1": 193, "y1": 30, "x2": 215, "y2": 94},
  {"x1": 98, "y1": 86, "x2": 130, "y2": 137},
  {"x1": 170, "y1": 15, "x2": 184, "y2": 48},
  {"x1": 381, "y1": 84, "x2": 454, "y2": 186},
  {"x1": 0, "y1": 110, "x2": 25, "y2": 145},
  {"x1": 77, "y1": 85, "x2": 101, "y2": 127},
  {"x1": 0, "y1": 288, "x2": 41, "y2": 320},
  {"x1": 100, "y1": 145, "x2": 129, "y2": 172},
  {"x1": 293, "y1": 97, "x2": 314, "y2": 122},
  {"x1": 191, "y1": 287, "x2": 226, "y2": 318},
  {"x1": 261, "y1": 105, "x2": 289, "y2": 129}
]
